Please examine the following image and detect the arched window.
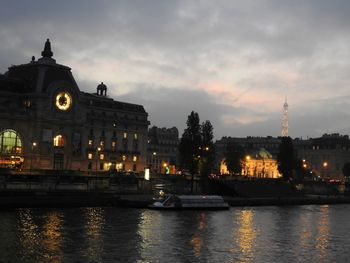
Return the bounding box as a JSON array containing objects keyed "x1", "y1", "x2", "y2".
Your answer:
[
  {"x1": 53, "y1": 135, "x2": 65, "y2": 147},
  {"x1": 0, "y1": 129, "x2": 22, "y2": 154}
]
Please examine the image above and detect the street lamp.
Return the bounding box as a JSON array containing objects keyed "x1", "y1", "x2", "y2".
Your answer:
[
  {"x1": 302, "y1": 159, "x2": 307, "y2": 168},
  {"x1": 163, "y1": 162, "x2": 169, "y2": 174},
  {"x1": 96, "y1": 147, "x2": 101, "y2": 175},
  {"x1": 322, "y1": 161, "x2": 328, "y2": 179},
  {"x1": 30, "y1": 141, "x2": 37, "y2": 173},
  {"x1": 152, "y1": 152, "x2": 157, "y2": 174}
]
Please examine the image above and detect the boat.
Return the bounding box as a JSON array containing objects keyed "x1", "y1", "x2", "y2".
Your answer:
[{"x1": 149, "y1": 194, "x2": 229, "y2": 210}]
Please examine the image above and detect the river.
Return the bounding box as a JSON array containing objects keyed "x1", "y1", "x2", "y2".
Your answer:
[{"x1": 0, "y1": 205, "x2": 349, "y2": 262}]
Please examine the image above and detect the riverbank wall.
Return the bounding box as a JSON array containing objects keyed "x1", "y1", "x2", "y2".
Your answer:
[{"x1": 0, "y1": 172, "x2": 349, "y2": 208}]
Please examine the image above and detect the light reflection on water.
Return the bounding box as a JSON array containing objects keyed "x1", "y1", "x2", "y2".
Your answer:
[
  {"x1": 235, "y1": 210, "x2": 256, "y2": 262},
  {"x1": 18, "y1": 209, "x2": 40, "y2": 258},
  {"x1": 137, "y1": 209, "x2": 162, "y2": 261},
  {"x1": 190, "y1": 213, "x2": 206, "y2": 257},
  {"x1": 42, "y1": 211, "x2": 63, "y2": 263},
  {"x1": 17, "y1": 209, "x2": 64, "y2": 263},
  {"x1": 316, "y1": 205, "x2": 330, "y2": 261},
  {"x1": 298, "y1": 207, "x2": 312, "y2": 250},
  {"x1": 83, "y1": 207, "x2": 105, "y2": 263},
  {"x1": 0, "y1": 205, "x2": 349, "y2": 262}
]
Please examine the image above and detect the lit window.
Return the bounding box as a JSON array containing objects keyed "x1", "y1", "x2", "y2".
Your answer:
[
  {"x1": 24, "y1": 100, "x2": 32, "y2": 108},
  {"x1": 53, "y1": 135, "x2": 64, "y2": 147},
  {"x1": 100, "y1": 154, "x2": 104, "y2": 160},
  {"x1": 122, "y1": 155, "x2": 126, "y2": 161},
  {"x1": 112, "y1": 141, "x2": 116, "y2": 148},
  {"x1": 100, "y1": 140, "x2": 104, "y2": 146},
  {"x1": 88, "y1": 139, "x2": 93, "y2": 146},
  {"x1": 134, "y1": 133, "x2": 138, "y2": 140},
  {"x1": 123, "y1": 132, "x2": 127, "y2": 139},
  {"x1": 133, "y1": 156, "x2": 137, "y2": 162},
  {"x1": 0, "y1": 129, "x2": 22, "y2": 154},
  {"x1": 88, "y1": 153, "x2": 93, "y2": 160}
]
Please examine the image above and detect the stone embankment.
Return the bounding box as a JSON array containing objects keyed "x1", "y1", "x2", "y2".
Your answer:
[{"x1": 0, "y1": 172, "x2": 349, "y2": 208}]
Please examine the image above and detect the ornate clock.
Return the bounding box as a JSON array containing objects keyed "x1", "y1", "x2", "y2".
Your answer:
[{"x1": 55, "y1": 92, "x2": 72, "y2": 111}]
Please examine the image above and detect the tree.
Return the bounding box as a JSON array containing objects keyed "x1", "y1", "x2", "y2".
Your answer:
[
  {"x1": 342, "y1": 162, "x2": 350, "y2": 178},
  {"x1": 224, "y1": 141, "x2": 245, "y2": 175},
  {"x1": 199, "y1": 120, "x2": 215, "y2": 176},
  {"x1": 179, "y1": 111, "x2": 202, "y2": 192},
  {"x1": 198, "y1": 121, "x2": 216, "y2": 193},
  {"x1": 293, "y1": 158, "x2": 309, "y2": 182},
  {"x1": 277, "y1": 136, "x2": 295, "y2": 181}
]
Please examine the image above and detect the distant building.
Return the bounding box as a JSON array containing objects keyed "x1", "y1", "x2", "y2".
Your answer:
[
  {"x1": 216, "y1": 133, "x2": 350, "y2": 180},
  {"x1": 0, "y1": 39, "x2": 149, "y2": 173},
  {"x1": 215, "y1": 136, "x2": 281, "y2": 172},
  {"x1": 294, "y1": 133, "x2": 350, "y2": 180},
  {"x1": 220, "y1": 147, "x2": 281, "y2": 178},
  {"x1": 242, "y1": 149, "x2": 281, "y2": 178},
  {"x1": 147, "y1": 126, "x2": 179, "y2": 174}
]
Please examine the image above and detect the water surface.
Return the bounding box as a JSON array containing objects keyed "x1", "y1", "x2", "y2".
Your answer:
[{"x1": 0, "y1": 205, "x2": 350, "y2": 262}]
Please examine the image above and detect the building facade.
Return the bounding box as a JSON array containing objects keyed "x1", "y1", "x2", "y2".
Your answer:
[
  {"x1": 147, "y1": 126, "x2": 179, "y2": 174},
  {"x1": 215, "y1": 136, "x2": 281, "y2": 172},
  {"x1": 219, "y1": 148, "x2": 281, "y2": 178},
  {"x1": 242, "y1": 149, "x2": 281, "y2": 178},
  {"x1": 294, "y1": 133, "x2": 350, "y2": 180},
  {"x1": 0, "y1": 39, "x2": 149, "y2": 173},
  {"x1": 216, "y1": 134, "x2": 350, "y2": 180}
]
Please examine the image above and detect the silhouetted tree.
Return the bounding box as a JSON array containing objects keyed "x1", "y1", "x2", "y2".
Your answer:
[
  {"x1": 179, "y1": 111, "x2": 202, "y2": 193},
  {"x1": 199, "y1": 121, "x2": 216, "y2": 193},
  {"x1": 277, "y1": 136, "x2": 295, "y2": 181},
  {"x1": 224, "y1": 142, "x2": 245, "y2": 175},
  {"x1": 293, "y1": 158, "x2": 310, "y2": 182},
  {"x1": 342, "y1": 162, "x2": 350, "y2": 178},
  {"x1": 199, "y1": 121, "x2": 215, "y2": 175}
]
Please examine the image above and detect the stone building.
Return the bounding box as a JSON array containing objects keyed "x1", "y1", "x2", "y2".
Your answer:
[
  {"x1": 219, "y1": 147, "x2": 281, "y2": 178},
  {"x1": 216, "y1": 134, "x2": 350, "y2": 180},
  {"x1": 294, "y1": 133, "x2": 350, "y2": 180},
  {"x1": 147, "y1": 126, "x2": 179, "y2": 174},
  {"x1": 0, "y1": 39, "x2": 149, "y2": 173},
  {"x1": 215, "y1": 136, "x2": 281, "y2": 172}
]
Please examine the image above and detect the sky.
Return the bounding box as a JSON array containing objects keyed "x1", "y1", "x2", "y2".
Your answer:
[{"x1": 1, "y1": 0, "x2": 350, "y2": 140}]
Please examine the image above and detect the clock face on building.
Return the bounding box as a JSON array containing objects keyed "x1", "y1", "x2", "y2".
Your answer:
[{"x1": 55, "y1": 92, "x2": 72, "y2": 111}]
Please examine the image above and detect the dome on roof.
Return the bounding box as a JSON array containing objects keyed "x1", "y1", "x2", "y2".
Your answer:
[
  {"x1": 97, "y1": 82, "x2": 107, "y2": 96},
  {"x1": 257, "y1": 148, "x2": 272, "y2": 159},
  {"x1": 97, "y1": 82, "x2": 107, "y2": 89}
]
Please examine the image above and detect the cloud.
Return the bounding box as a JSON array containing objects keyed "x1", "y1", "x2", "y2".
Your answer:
[
  {"x1": 115, "y1": 84, "x2": 282, "y2": 138},
  {"x1": 1, "y1": 0, "x2": 350, "y2": 139}
]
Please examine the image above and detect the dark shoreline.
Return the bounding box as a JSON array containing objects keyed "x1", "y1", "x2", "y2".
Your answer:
[
  {"x1": 0, "y1": 172, "x2": 348, "y2": 208},
  {"x1": 0, "y1": 190, "x2": 350, "y2": 209},
  {"x1": 224, "y1": 195, "x2": 350, "y2": 206}
]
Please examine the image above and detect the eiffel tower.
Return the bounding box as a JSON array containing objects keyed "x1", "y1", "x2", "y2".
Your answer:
[{"x1": 282, "y1": 97, "x2": 289, "y2": 137}]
